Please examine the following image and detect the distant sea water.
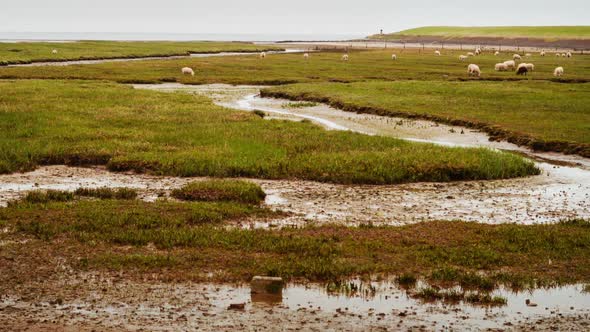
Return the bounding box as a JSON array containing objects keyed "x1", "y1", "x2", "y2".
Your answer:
[{"x1": 0, "y1": 32, "x2": 364, "y2": 42}]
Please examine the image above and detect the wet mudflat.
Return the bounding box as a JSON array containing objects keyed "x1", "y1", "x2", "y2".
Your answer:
[
  {"x1": 1, "y1": 266, "x2": 589, "y2": 331},
  {"x1": 0, "y1": 164, "x2": 588, "y2": 226}
]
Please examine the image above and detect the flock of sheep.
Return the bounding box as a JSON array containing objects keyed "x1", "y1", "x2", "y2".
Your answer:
[
  {"x1": 179, "y1": 49, "x2": 571, "y2": 78},
  {"x1": 455, "y1": 47, "x2": 569, "y2": 77}
]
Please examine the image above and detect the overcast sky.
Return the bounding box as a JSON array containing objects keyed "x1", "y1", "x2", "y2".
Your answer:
[{"x1": 1, "y1": 0, "x2": 588, "y2": 36}]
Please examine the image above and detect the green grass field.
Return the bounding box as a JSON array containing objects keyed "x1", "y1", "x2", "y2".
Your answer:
[
  {"x1": 374, "y1": 26, "x2": 590, "y2": 40},
  {"x1": 2, "y1": 197, "x2": 588, "y2": 285},
  {"x1": 0, "y1": 41, "x2": 282, "y2": 65},
  {"x1": 0, "y1": 79, "x2": 537, "y2": 183},
  {"x1": 263, "y1": 80, "x2": 590, "y2": 156},
  {"x1": 1, "y1": 48, "x2": 588, "y2": 84}
]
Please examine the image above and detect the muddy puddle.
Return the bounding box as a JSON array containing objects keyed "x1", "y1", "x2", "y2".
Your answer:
[
  {"x1": 2, "y1": 270, "x2": 589, "y2": 331},
  {"x1": 4, "y1": 49, "x2": 305, "y2": 67}
]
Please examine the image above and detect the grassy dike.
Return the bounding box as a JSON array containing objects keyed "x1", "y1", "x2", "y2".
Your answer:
[
  {"x1": 375, "y1": 26, "x2": 590, "y2": 40},
  {"x1": 262, "y1": 81, "x2": 590, "y2": 157},
  {"x1": 0, "y1": 79, "x2": 538, "y2": 183},
  {"x1": 0, "y1": 40, "x2": 283, "y2": 65}
]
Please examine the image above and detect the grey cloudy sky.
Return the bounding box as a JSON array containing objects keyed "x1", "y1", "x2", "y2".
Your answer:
[{"x1": 1, "y1": 0, "x2": 588, "y2": 36}]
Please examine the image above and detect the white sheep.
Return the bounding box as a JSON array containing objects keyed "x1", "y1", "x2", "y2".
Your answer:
[
  {"x1": 524, "y1": 63, "x2": 535, "y2": 71},
  {"x1": 52, "y1": 49, "x2": 58, "y2": 54},
  {"x1": 459, "y1": 55, "x2": 468, "y2": 61},
  {"x1": 494, "y1": 51, "x2": 500, "y2": 56},
  {"x1": 540, "y1": 50, "x2": 546, "y2": 56},
  {"x1": 342, "y1": 54, "x2": 349, "y2": 61},
  {"x1": 303, "y1": 53, "x2": 309, "y2": 59},
  {"x1": 391, "y1": 54, "x2": 397, "y2": 60},
  {"x1": 556, "y1": 53, "x2": 561, "y2": 57},
  {"x1": 525, "y1": 53, "x2": 532, "y2": 57},
  {"x1": 561, "y1": 53, "x2": 567, "y2": 57},
  {"x1": 468, "y1": 64, "x2": 481, "y2": 77},
  {"x1": 467, "y1": 52, "x2": 475, "y2": 57},
  {"x1": 503, "y1": 60, "x2": 516, "y2": 69},
  {"x1": 181, "y1": 67, "x2": 195, "y2": 76},
  {"x1": 566, "y1": 52, "x2": 572, "y2": 58},
  {"x1": 475, "y1": 48, "x2": 481, "y2": 55},
  {"x1": 513, "y1": 54, "x2": 522, "y2": 60},
  {"x1": 554, "y1": 66, "x2": 564, "y2": 77},
  {"x1": 495, "y1": 63, "x2": 509, "y2": 71},
  {"x1": 260, "y1": 52, "x2": 267, "y2": 58},
  {"x1": 435, "y1": 50, "x2": 441, "y2": 56}
]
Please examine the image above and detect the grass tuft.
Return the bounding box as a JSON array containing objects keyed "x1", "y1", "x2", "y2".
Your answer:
[
  {"x1": 171, "y1": 179, "x2": 266, "y2": 205},
  {"x1": 74, "y1": 187, "x2": 138, "y2": 200},
  {"x1": 15, "y1": 190, "x2": 74, "y2": 205}
]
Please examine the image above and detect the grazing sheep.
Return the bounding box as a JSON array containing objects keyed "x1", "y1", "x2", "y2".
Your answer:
[
  {"x1": 540, "y1": 50, "x2": 546, "y2": 56},
  {"x1": 503, "y1": 60, "x2": 516, "y2": 69},
  {"x1": 303, "y1": 53, "x2": 309, "y2": 59},
  {"x1": 516, "y1": 63, "x2": 529, "y2": 76},
  {"x1": 260, "y1": 52, "x2": 267, "y2": 58},
  {"x1": 525, "y1": 53, "x2": 532, "y2": 57},
  {"x1": 524, "y1": 63, "x2": 535, "y2": 71},
  {"x1": 459, "y1": 55, "x2": 468, "y2": 61},
  {"x1": 556, "y1": 53, "x2": 561, "y2": 57},
  {"x1": 391, "y1": 54, "x2": 397, "y2": 60},
  {"x1": 513, "y1": 54, "x2": 522, "y2": 60},
  {"x1": 467, "y1": 52, "x2": 475, "y2": 57},
  {"x1": 52, "y1": 49, "x2": 58, "y2": 54},
  {"x1": 475, "y1": 48, "x2": 481, "y2": 55},
  {"x1": 495, "y1": 63, "x2": 509, "y2": 71},
  {"x1": 561, "y1": 53, "x2": 567, "y2": 57},
  {"x1": 342, "y1": 54, "x2": 349, "y2": 61},
  {"x1": 181, "y1": 67, "x2": 195, "y2": 76},
  {"x1": 494, "y1": 51, "x2": 500, "y2": 56},
  {"x1": 435, "y1": 50, "x2": 441, "y2": 56},
  {"x1": 467, "y1": 64, "x2": 481, "y2": 77},
  {"x1": 566, "y1": 52, "x2": 572, "y2": 58},
  {"x1": 554, "y1": 66, "x2": 564, "y2": 77}
]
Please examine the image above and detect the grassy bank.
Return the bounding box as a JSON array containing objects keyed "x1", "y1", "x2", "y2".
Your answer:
[
  {"x1": 262, "y1": 81, "x2": 590, "y2": 156},
  {"x1": 1, "y1": 49, "x2": 588, "y2": 84},
  {"x1": 0, "y1": 79, "x2": 538, "y2": 183},
  {"x1": 1, "y1": 199, "x2": 588, "y2": 286},
  {"x1": 0, "y1": 41, "x2": 282, "y2": 65},
  {"x1": 374, "y1": 26, "x2": 590, "y2": 40}
]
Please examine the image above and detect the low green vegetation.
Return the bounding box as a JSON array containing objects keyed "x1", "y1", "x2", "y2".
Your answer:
[
  {"x1": 0, "y1": 41, "x2": 282, "y2": 65},
  {"x1": 14, "y1": 190, "x2": 75, "y2": 205},
  {"x1": 263, "y1": 80, "x2": 590, "y2": 156},
  {"x1": 0, "y1": 79, "x2": 538, "y2": 183},
  {"x1": 2, "y1": 198, "x2": 588, "y2": 285},
  {"x1": 375, "y1": 26, "x2": 590, "y2": 40},
  {"x1": 8, "y1": 188, "x2": 138, "y2": 206},
  {"x1": 74, "y1": 187, "x2": 138, "y2": 200},
  {"x1": 413, "y1": 287, "x2": 507, "y2": 306},
  {"x1": 172, "y1": 179, "x2": 266, "y2": 205},
  {"x1": 1, "y1": 49, "x2": 588, "y2": 84},
  {"x1": 283, "y1": 101, "x2": 319, "y2": 109}
]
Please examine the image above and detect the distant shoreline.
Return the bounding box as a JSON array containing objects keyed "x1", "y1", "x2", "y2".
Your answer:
[{"x1": 0, "y1": 32, "x2": 363, "y2": 43}]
